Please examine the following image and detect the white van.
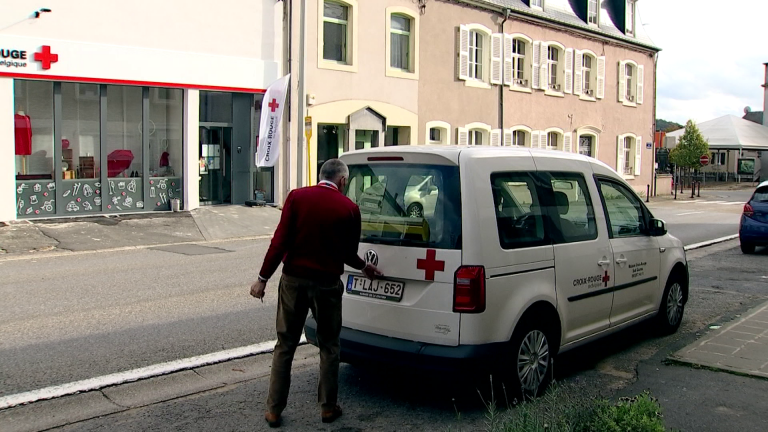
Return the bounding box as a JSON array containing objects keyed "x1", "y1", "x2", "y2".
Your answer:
[{"x1": 304, "y1": 145, "x2": 688, "y2": 398}]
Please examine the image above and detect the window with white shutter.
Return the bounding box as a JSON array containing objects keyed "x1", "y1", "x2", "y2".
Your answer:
[
  {"x1": 503, "y1": 129, "x2": 513, "y2": 146},
  {"x1": 503, "y1": 34, "x2": 514, "y2": 86},
  {"x1": 634, "y1": 135, "x2": 642, "y2": 175},
  {"x1": 574, "y1": 50, "x2": 583, "y2": 96},
  {"x1": 491, "y1": 33, "x2": 503, "y2": 85},
  {"x1": 596, "y1": 56, "x2": 606, "y2": 99},
  {"x1": 564, "y1": 48, "x2": 574, "y2": 94},
  {"x1": 532, "y1": 41, "x2": 541, "y2": 89},
  {"x1": 531, "y1": 130, "x2": 541, "y2": 149},
  {"x1": 426, "y1": 121, "x2": 451, "y2": 145},
  {"x1": 577, "y1": 51, "x2": 598, "y2": 100},
  {"x1": 619, "y1": 60, "x2": 640, "y2": 106},
  {"x1": 616, "y1": 133, "x2": 639, "y2": 177},
  {"x1": 458, "y1": 25, "x2": 470, "y2": 80},
  {"x1": 636, "y1": 65, "x2": 644, "y2": 104},
  {"x1": 510, "y1": 126, "x2": 532, "y2": 147},
  {"x1": 618, "y1": 60, "x2": 627, "y2": 103},
  {"x1": 509, "y1": 36, "x2": 531, "y2": 90},
  {"x1": 457, "y1": 127, "x2": 469, "y2": 145},
  {"x1": 491, "y1": 129, "x2": 502, "y2": 146},
  {"x1": 563, "y1": 132, "x2": 573, "y2": 152}
]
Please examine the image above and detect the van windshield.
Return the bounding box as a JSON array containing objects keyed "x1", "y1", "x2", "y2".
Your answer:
[{"x1": 345, "y1": 163, "x2": 462, "y2": 249}]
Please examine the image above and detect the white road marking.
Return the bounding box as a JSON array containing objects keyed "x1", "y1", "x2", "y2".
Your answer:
[
  {"x1": 675, "y1": 211, "x2": 704, "y2": 216},
  {"x1": 0, "y1": 336, "x2": 307, "y2": 410},
  {"x1": 716, "y1": 202, "x2": 745, "y2": 205},
  {"x1": 695, "y1": 200, "x2": 725, "y2": 204},
  {"x1": 684, "y1": 234, "x2": 739, "y2": 251}
]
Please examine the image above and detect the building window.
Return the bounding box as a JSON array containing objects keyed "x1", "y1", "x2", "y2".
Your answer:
[
  {"x1": 513, "y1": 130, "x2": 527, "y2": 147},
  {"x1": 323, "y1": 1, "x2": 349, "y2": 63},
  {"x1": 626, "y1": 0, "x2": 635, "y2": 36},
  {"x1": 426, "y1": 121, "x2": 450, "y2": 144},
  {"x1": 469, "y1": 129, "x2": 484, "y2": 145},
  {"x1": 588, "y1": 0, "x2": 599, "y2": 25},
  {"x1": 548, "y1": 46, "x2": 559, "y2": 89},
  {"x1": 531, "y1": 0, "x2": 543, "y2": 8},
  {"x1": 469, "y1": 31, "x2": 484, "y2": 80},
  {"x1": 619, "y1": 60, "x2": 643, "y2": 104},
  {"x1": 582, "y1": 55, "x2": 592, "y2": 92},
  {"x1": 429, "y1": 128, "x2": 441, "y2": 142},
  {"x1": 625, "y1": 63, "x2": 633, "y2": 101},
  {"x1": 390, "y1": 14, "x2": 411, "y2": 71},
  {"x1": 579, "y1": 135, "x2": 594, "y2": 157},
  {"x1": 512, "y1": 39, "x2": 526, "y2": 81},
  {"x1": 623, "y1": 136, "x2": 633, "y2": 175},
  {"x1": 547, "y1": 132, "x2": 558, "y2": 150}
]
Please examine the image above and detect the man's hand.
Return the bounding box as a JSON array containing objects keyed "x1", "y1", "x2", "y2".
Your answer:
[
  {"x1": 250, "y1": 280, "x2": 267, "y2": 301},
  {"x1": 362, "y1": 263, "x2": 384, "y2": 280}
]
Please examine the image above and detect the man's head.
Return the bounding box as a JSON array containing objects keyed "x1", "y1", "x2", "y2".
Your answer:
[{"x1": 319, "y1": 159, "x2": 350, "y2": 190}]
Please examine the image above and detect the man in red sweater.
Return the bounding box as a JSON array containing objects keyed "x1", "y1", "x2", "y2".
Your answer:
[{"x1": 251, "y1": 159, "x2": 382, "y2": 428}]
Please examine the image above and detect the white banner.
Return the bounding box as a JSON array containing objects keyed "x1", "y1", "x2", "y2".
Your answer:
[{"x1": 255, "y1": 74, "x2": 290, "y2": 168}]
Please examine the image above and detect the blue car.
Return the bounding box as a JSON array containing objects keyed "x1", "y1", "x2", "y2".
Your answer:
[{"x1": 740, "y1": 180, "x2": 768, "y2": 254}]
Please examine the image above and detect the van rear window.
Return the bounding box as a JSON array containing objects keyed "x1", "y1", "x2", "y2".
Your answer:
[{"x1": 345, "y1": 164, "x2": 462, "y2": 249}]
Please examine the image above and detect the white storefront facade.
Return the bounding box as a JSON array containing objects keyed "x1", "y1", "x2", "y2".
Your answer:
[{"x1": 1, "y1": 1, "x2": 282, "y2": 221}]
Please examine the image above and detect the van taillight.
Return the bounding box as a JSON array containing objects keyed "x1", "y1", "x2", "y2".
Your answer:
[
  {"x1": 453, "y1": 266, "x2": 486, "y2": 313},
  {"x1": 744, "y1": 203, "x2": 754, "y2": 217}
]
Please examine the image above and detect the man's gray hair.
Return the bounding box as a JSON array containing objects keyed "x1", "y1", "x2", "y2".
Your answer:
[{"x1": 319, "y1": 159, "x2": 349, "y2": 182}]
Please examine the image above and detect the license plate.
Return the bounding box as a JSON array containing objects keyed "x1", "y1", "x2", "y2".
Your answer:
[{"x1": 346, "y1": 275, "x2": 404, "y2": 302}]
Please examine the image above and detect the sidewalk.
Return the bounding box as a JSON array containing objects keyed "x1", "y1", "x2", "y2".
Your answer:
[
  {"x1": 670, "y1": 301, "x2": 768, "y2": 378},
  {"x1": 0, "y1": 205, "x2": 281, "y2": 257}
]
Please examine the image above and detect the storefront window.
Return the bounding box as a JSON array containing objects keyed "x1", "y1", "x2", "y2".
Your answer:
[
  {"x1": 149, "y1": 88, "x2": 183, "y2": 177},
  {"x1": 61, "y1": 83, "x2": 100, "y2": 180},
  {"x1": 106, "y1": 85, "x2": 143, "y2": 179},
  {"x1": 14, "y1": 81, "x2": 54, "y2": 180},
  {"x1": 200, "y1": 91, "x2": 232, "y2": 123}
]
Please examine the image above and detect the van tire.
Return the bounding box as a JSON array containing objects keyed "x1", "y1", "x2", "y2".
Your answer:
[
  {"x1": 506, "y1": 317, "x2": 554, "y2": 401},
  {"x1": 655, "y1": 273, "x2": 686, "y2": 335}
]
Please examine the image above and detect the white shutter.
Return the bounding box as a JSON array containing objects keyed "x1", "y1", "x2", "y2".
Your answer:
[
  {"x1": 491, "y1": 129, "x2": 502, "y2": 146},
  {"x1": 617, "y1": 136, "x2": 625, "y2": 174},
  {"x1": 636, "y1": 65, "x2": 644, "y2": 105},
  {"x1": 503, "y1": 129, "x2": 513, "y2": 147},
  {"x1": 634, "y1": 136, "x2": 642, "y2": 175},
  {"x1": 491, "y1": 33, "x2": 503, "y2": 85},
  {"x1": 458, "y1": 25, "x2": 470, "y2": 81},
  {"x1": 564, "y1": 48, "x2": 574, "y2": 94},
  {"x1": 574, "y1": 50, "x2": 583, "y2": 96},
  {"x1": 531, "y1": 131, "x2": 540, "y2": 149},
  {"x1": 617, "y1": 61, "x2": 626, "y2": 103},
  {"x1": 503, "y1": 34, "x2": 514, "y2": 86},
  {"x1": 531, "y1": 41, "x2": 541, "y2": 89},
  {"x1": 563, "y1": 132, "x2": 573, "y2": 153},
  {"x1": 596, "y1": 56, "x2": 606, "y2": 99},
  {"x1": 539, "y1": 43, "x2": 549, "y2": 90},
  {"x1": 540, "y1": 131, "x2": 548, "y2": 149},
  {"x1": 457, "y1": 127, "x2": 469, "y2": 146}
]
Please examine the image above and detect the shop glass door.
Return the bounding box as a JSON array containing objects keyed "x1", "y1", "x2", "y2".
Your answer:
[{"x1": 199, "y1": 126, "x2": 232, "y2": 205}]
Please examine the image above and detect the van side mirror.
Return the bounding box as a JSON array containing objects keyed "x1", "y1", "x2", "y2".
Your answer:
[{"x1": 649, "y1": 218, "x2": 667, "y2": 236}]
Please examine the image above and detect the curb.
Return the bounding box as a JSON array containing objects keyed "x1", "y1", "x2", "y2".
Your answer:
[{"x1": 683, "y1": 234, "x2": 739, "y2": 251}]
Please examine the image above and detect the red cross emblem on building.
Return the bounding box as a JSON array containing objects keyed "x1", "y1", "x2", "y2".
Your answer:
[
  {"x1": 602, "y1": 270, "x2": 611, "y2": 287},
  {"x1": 34, "y1": 45, "x2": 58, "y2": 70},
  {"x1": 268, "y1": 98, "x2": 279, "y2": 112},
  {"x1": 417, "y1": 249, "x2": 445, "y2": 281}
]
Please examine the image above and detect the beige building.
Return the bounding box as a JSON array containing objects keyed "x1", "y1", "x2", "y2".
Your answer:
[{"x1": 282, "y1": 0, "x2": 659, "y2": 201}]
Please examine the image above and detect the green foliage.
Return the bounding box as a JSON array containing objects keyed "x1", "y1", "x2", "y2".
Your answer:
[
  {"x1": 581, "y1": 392, "x2": 666, "y2": 432},
  {"x1": 669, "y1": 120, "x2": 710, "y2": 169},
  {"x1": 656, "y1": 119, "x2": 683, "y2": 133}
]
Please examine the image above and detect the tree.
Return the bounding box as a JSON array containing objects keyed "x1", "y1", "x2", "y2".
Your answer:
[{"x1": 669, "y1": 120, "x2": 709, "y2": 169}]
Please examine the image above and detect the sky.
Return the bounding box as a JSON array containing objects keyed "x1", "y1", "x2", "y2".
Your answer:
[{"x1": 639, "y1": 0, "x2": 767, "y2": 125}]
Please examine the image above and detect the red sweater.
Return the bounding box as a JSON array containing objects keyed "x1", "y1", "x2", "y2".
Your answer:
[{"x1": 259, "y1": 183, "x2": 366, "y2": 284}]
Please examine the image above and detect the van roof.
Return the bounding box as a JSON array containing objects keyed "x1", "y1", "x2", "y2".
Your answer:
[{"x1": 340, "y1": 145, "x2": 617, "y2": 173}]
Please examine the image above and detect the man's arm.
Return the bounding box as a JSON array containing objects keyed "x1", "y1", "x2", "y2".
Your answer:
[
  {"x1": 258, "y1": 192, "x2": 296, "y2": 280},
  {"x1": 344, "y1": 206, "x2": 366, "y2": 271}
]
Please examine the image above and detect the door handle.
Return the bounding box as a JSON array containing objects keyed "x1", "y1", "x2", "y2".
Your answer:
[
  {"x1": 598, "y1": 259, "x2": 611, "y2": 266},
  {"x1": 615, "y1": 257, "x2": 627, "y2": 264}
]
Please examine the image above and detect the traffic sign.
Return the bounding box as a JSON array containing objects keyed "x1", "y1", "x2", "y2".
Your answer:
[{"x1": 700, "y1": 154, "x2": 710, "y2": 166}]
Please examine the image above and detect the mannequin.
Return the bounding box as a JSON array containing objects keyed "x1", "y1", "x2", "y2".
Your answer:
[{"x1": 15, "y1": 108, "x2": 32, "y2": 175}]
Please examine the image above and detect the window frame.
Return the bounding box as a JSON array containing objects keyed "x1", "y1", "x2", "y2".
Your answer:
[
  {"x1": 506, "y1": 33, "x2": 533, "y2": 92},
  {"x1": 576, "y1": 126, "x2": 602, "y2": 158},
  {"x1": 595, "y1": 175, "x2": 651, "y2": 239},
  {"x1": 530, "y1": 0, "x2": 544, "y2": 10},
  {"x1": 618, "y1": 59, "x2": 643, "y2": 106},
  {"x1": 459, "y1": 24, "x2": 493, "y2": 89},
  {"x1": 616, "y1": 132, "x2": 641, "y2": 179},
  {"x1": 542, "y1": 41, "x2": 566, "y2": 97},
  {"x1": 425, "y1": 121, "x2": 451, "y2": 145},
  {"x1": 540, "y1": 171, "x2": 599, "y2": 244},
  {"x1": 386, "y1": 6, "x2": 420, "y2": 80},
  {"x1": 318, "y1": 0, "x2": 358, "y2": 73},
  {"x1": 544, "y1": 127, "x2": 564, "y2": 151},
  {"x1": 587, "y1": 0, "x2": 599, "y2": 26},
  {"x1": 626, "y1": 0, "x2": 636, "y2": 36}
]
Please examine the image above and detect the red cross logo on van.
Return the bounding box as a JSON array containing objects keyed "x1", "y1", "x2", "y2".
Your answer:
[
  {"x1": 602, "y1": 270, "x2": 611, "y2": 287},
  {"x1": 417, "y1": 249, "x2": 445, "y2": 281}
]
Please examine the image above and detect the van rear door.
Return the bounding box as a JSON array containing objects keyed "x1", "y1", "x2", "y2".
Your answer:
[{"x1": 340, "y1": 153, "x2": 463, "y2": 346}]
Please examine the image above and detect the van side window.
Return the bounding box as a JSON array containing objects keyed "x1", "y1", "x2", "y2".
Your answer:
[
  {"x1": 597, "y1": 180, "x2": 646, "y2": 238},
  {"x1": 491, "y1": 173, "x2": 549, "y2": 250},
  {"x1": 542, "y1": 173, "x2": 598, "y2": 243}
]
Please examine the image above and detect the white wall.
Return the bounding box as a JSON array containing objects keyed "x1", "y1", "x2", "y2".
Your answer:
[{"x1": 0, "y1": 79, "x2": 15, "y2": 221}]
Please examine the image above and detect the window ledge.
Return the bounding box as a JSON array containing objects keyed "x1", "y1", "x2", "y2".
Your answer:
[
  {"x1": 579, "y1": 95, "x2": 597, "y2": 102},
  {"x1": 319, "y1": 60, "x2": 358, "y2": 73},
  {"x1": 464, "y1": 79, "x2": 492, "y2": 89},
  {"x1": 386, "y1": 67, "x2": 419, "y2": 80},
  {"x1": 544, "y1": 90, "x2": 565, "y2": 98},
  {"x1": 510, "y1": 85, "x2": 532, "y2": 94},
  {"x1": 622, "y1": 174, "x2": 636, "y2": 180},
  {"x1": 622, "y1": 100, "x2": 638, "y2": 108}
]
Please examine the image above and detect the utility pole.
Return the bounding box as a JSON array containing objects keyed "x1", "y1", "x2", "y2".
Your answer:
[{"x1": 295, "y1": 0, "x2": 306, "y2": 188}]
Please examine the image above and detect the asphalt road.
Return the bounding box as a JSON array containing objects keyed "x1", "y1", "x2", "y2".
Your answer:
[{"x1": 647, "y1": 192, "x2": 745, "y2": 245}]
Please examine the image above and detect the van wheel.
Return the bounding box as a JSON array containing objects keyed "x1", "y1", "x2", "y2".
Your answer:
[
  {"x1": 407, "y1": 203, "x2": 423, "y2": 218},
  {"x1": 508, "y1": 319, "x2": 554, "y2": 400},
  {"x1": 740, "y1": 242, "x2": 755, "y2": 254},
  {"x1": 655, "y1": 274, "x2": 685, "y2": 335}
]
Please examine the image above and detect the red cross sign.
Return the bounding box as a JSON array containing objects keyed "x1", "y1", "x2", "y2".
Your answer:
[
  {"x1": 34, "y1": 45, "x2": 58, "y2": 70},
  {"x1": 268, "y1": 98, "x2": 279, "y2": 112},
  {"x1": 602, "y1": 270, "x2": 611, "y2": 287},
  {"x1": 417, "y1": 249, "x2": 445, "y2": 281}
]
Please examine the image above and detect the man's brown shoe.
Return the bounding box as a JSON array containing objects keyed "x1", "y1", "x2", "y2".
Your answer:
[
  {"x1": 321, "y1": 405, "x2": 342, "y2": 423},
  {"x1": 265, "y1": 411, "x2": 281, "y2": 428}
]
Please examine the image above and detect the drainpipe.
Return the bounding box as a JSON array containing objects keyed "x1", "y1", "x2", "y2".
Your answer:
[
  {"x1": 296, "y1": 0, "x2": 306, "y2": 187},
  {"x1": 499, "y1": 9, "x2": 511, "y2": 132},
  {"x1": 652, "y1": 51, "x2": 658, "y2": 196}
]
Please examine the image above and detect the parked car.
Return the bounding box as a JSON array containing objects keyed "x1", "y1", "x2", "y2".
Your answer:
[
  {"x1": 305, "y1": 145, "x2": 689, "y2": 399},
  {"x1": 739, "y1": 180, "x2": 768, "y2": 254}
]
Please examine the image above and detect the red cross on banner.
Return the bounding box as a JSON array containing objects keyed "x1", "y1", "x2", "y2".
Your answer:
[
  {"x1": 417, "y1": 249, "x2": 445, "y2": 281},
  {"x1": 34, "y1": 46, "x2": 58, "y2": 70},
  {"x1": 268, "y1": 99, "x2": 279, "y2": 112}
]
